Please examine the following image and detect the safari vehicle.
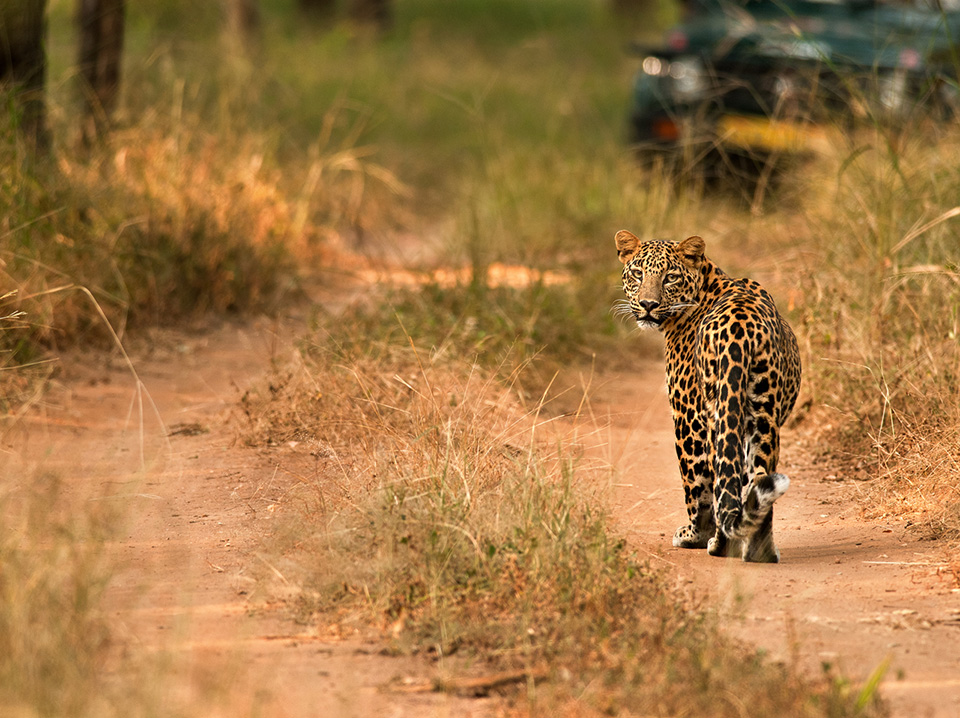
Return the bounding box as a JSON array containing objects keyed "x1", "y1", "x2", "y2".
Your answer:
[{"x1": 630, "y1": 0, "x2": 960, "y2": 165}]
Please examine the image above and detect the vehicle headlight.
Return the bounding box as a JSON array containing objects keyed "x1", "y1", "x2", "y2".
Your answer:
[
  {"x1": 641, "y1": 55, "x2": 707, "y2": 103},
  {"x1": 642, "y1": 56, "x2": 666, "y2": 76},
  {"x1": 667, "y1": 57, "x2": 707, "y2": 102}
]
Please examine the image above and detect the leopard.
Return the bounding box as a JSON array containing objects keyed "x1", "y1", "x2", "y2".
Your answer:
[{"x1": 615, "y1": 230, "x2": 801, "y2": 563}]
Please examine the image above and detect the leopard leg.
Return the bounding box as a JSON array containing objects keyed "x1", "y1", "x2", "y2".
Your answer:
[
  {"x1": 673, "y1": 490, "x2": 714, "y2": 548},
  {"x1": 707, "y1": 467, "x2": 742, "y2": 558},
  {"x1": 705, "y1": 427, "x2": 732, "y2": 557},
  {"x1": 671, "y1": 413, "x2": 715, "y2": 549},
  {"x1": 706, "y1": 531, "x2": 727, "y2": 556}
]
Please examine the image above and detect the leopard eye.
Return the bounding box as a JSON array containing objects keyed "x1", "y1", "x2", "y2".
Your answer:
[{"x1": 663, "y1": 272, "x2": 680, "y2": 285}]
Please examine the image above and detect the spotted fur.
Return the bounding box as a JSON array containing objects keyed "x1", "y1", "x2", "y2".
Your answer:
[{"x1": 615, "y1": 230, "x2": 801, "y2": 562}]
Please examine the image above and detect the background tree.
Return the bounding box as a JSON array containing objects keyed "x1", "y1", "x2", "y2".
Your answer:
[
  {"x1": 0, "y1": 0, "x2": 50, "y2": 152},
  {"x1": 76, "y1": 0, "x2": 124, "y2": 143}
]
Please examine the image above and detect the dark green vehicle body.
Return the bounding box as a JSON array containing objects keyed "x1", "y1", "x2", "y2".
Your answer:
[{"x1": 630, "y1": 0, "x2": 960, "y2": 156}]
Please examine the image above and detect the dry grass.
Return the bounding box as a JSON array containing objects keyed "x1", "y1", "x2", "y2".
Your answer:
[
  {"x1": 237, "y1": 299, "x2": 884, "y2": 717},
  {"x1": 728, "y1": 124, "x2": 960, "y2": 551},
  {"x1": 817, "y1": 135, "x2": 959, "y2": 546},
  {"x1": 0, "y1": 471, "x2": 113, "y2": 717},
  {"x1": 1, "y1": 100, "x2": 403, "y2": 341},
  {"x1": 861, "y1": 426, "x2": 960, "y2": 542},
  {"x1": 0, "y1": 290, "x2": 51, "y2": 411}
]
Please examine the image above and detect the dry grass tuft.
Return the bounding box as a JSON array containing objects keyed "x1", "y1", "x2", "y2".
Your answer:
[
  {"x1": 238, "y1": 301, "x2": 883, "y2": 717},
  {"x1": 767, "y1": 127, "x2": 960, "y2": 547},
  {"x1": 0, "y1": 289, "x2": 56, "y2": 412},
  {"x1": 2, "y1": 81, "x2": 405, "y2": 360},
  {"x1": 863, "y1": 425, "x2": 960, "y2": 544}
]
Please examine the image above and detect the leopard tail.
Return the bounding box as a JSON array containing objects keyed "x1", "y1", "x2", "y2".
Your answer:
[{"x1": 732, "y1": 471, "x2": 790, "y2": 539}]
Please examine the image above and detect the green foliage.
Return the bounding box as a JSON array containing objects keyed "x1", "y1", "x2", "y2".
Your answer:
[
  {"x1": 252, "y1": 0, "x2": 656, "y2": 264},
  {"x1": 310, "y1": 279, "x2": 627, "y2": 381}
]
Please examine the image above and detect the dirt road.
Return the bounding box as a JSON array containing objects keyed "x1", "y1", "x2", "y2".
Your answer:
[
  {"x1": 5, "y1": 317, "x2": 959, "y2": 717},
  {"x1": 8, "y1": 318, "x2": 493, "y2": 717}
]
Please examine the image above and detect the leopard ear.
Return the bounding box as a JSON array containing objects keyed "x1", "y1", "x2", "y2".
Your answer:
[
  {"x1": 615, "y1": 229, "x2": 641, "y2": 264},
  {"x1": 677, "y1": 235, "x2": 705, "y2": 264}
]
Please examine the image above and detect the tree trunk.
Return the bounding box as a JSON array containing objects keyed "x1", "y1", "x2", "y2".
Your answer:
[
  {"x1": 77, "y1": 0, "x2": 125, "y2": 143},
  {"x1": 223, "y1": 0, "x2": 260, "y2": 41},
  {"x1": 0, "y1": 0, "x2": 50, "y2": 152}
]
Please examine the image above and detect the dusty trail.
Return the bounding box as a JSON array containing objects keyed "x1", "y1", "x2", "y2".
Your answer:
[
  {"x1": 5, "y1": 318, "x2": 490, "y2": 718},
  {"x1": 4, "y1": 315, "x2": 959, "y2": 717}
]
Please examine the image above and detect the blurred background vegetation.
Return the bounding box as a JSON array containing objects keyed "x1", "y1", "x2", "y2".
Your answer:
[{"x1": 2, "y1": 0, "x2": 687, "y2": 396}]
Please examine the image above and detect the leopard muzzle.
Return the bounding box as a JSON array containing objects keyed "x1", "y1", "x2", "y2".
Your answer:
[{"x1": 634, "y1": 299, "x2": 663, "y2": 329}]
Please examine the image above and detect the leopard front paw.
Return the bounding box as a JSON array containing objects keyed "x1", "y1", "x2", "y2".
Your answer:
[{"x1": 672, "y1": 525, "x2": 710, "y2": 549}]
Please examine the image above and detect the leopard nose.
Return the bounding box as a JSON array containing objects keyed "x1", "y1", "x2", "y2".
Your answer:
[{"x1": 638, "y1": 299, "x2": 660, "y2": 313}]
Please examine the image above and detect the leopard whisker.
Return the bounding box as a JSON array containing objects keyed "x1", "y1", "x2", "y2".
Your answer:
[{"x1": 611, "y1": 300, "x2": 636, "y2": 322}]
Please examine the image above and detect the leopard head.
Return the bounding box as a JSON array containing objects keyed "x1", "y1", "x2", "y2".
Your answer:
[{"x1": 614, "y1": 230, "x2": 705, "y2": 331}]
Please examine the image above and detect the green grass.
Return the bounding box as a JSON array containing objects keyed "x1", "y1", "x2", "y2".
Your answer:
[
  {"x1": 307, "y1": 280, "x2": 635, "y2": 390},
  {"x1": 249, "y1": 2, "x2": 653, "y2": 266}
]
